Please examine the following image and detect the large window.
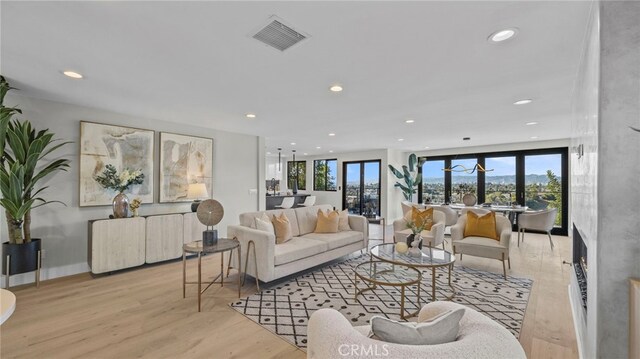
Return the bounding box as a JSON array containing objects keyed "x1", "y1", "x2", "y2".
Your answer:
[
  {"x1": 422, "y1": 160, "x2": 445, "y2": 204},
  {"x1": 287, "y1": 161, "x2": 306, "y2": 190},
  {"x1": 485, "y1": 156, "x2": 516, "y2": 205},
  {"x1": 524, "y1": 154, "x2": 563, "y2": 227},
  {"x1": 450, "y1": 158, "x2": 478, "y2": 203},
  {"x1": 418, "y1": 147, "x2": 568, "y2": 235},
  {"x1": 314, "y1": 159, "x2": 337, "y2": 191}
]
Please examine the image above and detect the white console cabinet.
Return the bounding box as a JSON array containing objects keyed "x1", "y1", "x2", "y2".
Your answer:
[{"x1": 89, "y1": 212, "x2": 206, "y2": 274}]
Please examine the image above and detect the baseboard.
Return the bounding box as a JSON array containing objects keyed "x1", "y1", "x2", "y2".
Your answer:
[{"x1": 1, "y1": 262, "x2": 90, "y2": 288}]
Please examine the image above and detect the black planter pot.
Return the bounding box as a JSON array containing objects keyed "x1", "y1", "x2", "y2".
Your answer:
[{"x1": 2, "y1": 238, "x2": 41, "y2": 275}]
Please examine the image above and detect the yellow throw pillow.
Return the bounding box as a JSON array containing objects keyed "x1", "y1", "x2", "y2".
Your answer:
[
  {"x1": 272, "y1": 213, "x2": 293, "y2": 244},
  {"x1": 464, "y1": 211, "x2": 499, "y2": 240},
  {"x1": 315, "y1": 209, "x2": 339, "y2": 233},
  {"x1": 336, "y1": 209, "x2": 351, "y2": 231},
  {"x1": 411, "y1": 207, "x2": 434, "y2": 231}
]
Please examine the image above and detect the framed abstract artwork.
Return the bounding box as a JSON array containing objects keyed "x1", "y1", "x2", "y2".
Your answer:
[
  {"x1": 79, "y1": 121, "x2": 155, "y2": 206},
  {"x1": 159, "y1": 132, "x2": 213, "y2": 203}
]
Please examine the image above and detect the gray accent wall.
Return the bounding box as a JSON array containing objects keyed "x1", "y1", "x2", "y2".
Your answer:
[
  {"x1": 571, "y1": 1, "x2": 640, "y2": 358},
  {"x1": 1, "y1": 94, "x2": 263, "y2": 287}
]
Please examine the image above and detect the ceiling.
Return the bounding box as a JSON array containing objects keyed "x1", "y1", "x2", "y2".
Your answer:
[{"x1": 1, "y1": 1, "x2": 591, "y2": 156}]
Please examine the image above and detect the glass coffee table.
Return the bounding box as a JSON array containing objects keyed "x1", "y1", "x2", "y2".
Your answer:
[
  {"x1": 370, "y1": 243, "x2": 456, "y2": 302},
  {"x1": 354, "y1": 261, "x2": 421, "y2": 319}
]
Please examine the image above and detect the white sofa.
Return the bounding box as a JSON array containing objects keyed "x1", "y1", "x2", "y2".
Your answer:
[
  {"x1": 307, "y1": 301, "x2": 526, "y2": 359},
  {"x1": 227, "y1": 205, "x2": 368, "y2": 283}
]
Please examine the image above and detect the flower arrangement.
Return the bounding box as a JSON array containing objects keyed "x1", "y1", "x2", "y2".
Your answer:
[
  {"x1": 406, "y1": 219, "x2": 426, "y2": 235},
  {"x1": 94, "y1": 164, "x2": 144, "y2": 193}
]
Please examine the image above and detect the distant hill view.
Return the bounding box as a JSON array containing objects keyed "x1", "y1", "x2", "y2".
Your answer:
[{"x1": 424, "y1": 174, "x2": 561, "y2": 185}]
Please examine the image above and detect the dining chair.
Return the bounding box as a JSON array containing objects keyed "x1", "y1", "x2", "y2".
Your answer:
[
  {"x1": 275, "y1": 197, "x2": 295, "y2": 209},
  {"x1": 300, "y1": 196, "x2": 316, "y2": 207},
  {"x1": 517, "y1": 208, "x2": 558, "y2": 249}
]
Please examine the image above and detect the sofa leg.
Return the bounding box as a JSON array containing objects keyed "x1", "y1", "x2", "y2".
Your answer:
[
  {"x1": 517, "y1": 228, "x2": 520, "y2": 247},
  {"x1": 460, "y1": 253, "x2": 463, "y2": 261},
  {"x1": 547, "y1": 231, "x2": 555, "y2": 250},
  {"x1": 442, "y1": 243, "x2": 446, "y2": 250}
]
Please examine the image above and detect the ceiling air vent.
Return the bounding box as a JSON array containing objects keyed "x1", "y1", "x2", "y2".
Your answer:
[{"x1": 251, "y1": 16, "x2": 309, "y2": 51}]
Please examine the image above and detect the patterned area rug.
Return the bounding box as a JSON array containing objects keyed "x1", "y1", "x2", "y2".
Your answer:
[{"x1": 229, "y1": 254, "x2": 532, "y2": 349}]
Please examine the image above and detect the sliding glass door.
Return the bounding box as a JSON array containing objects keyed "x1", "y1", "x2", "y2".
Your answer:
[
  {"x1": 524, "y1": 154, "x2": 563, "y2": 227},
  {"x1": 485, "y1": 156, "x2": 516, "y2": 205},
  {"x1": 418, "y1": 147, "x2": 568, "y2": 235},
  {"x1": 343, "y1": 160, "x2": 381, "y2": 217}
]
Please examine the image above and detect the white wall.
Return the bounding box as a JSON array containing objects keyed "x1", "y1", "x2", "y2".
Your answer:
[{"x1": 1, "y1": 94, "x2": 263, "y2": 286}]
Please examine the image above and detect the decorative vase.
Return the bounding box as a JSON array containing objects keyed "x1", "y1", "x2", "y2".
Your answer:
[
  {"x1": 395, "y1": 242, "x2": 408, "y2": 254},
  {"x1": 112, "y1": 192, "x2": 130, "y2": 218},
  {"x1": 292, "y1": 181, "x2": 298, "y2": 195},
  {"x1": 406, "y1": 233, "x2": 423, "y2": 249}
]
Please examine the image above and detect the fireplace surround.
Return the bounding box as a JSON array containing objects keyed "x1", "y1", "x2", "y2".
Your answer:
[{"x1": 572, "y1": 224, "x2": 588, "y2": 309}]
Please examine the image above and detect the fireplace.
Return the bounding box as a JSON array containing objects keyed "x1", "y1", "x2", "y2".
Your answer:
[{"x1": 572, "y1": 224, "x2": 588, "y2": 309}]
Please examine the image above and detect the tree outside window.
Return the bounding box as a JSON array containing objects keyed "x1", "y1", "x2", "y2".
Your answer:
[
  {"x1": 314, "y1": 159, "x2": 337, "y2": 191},
  {"x1": 287, "y1": 161, "x2": 306, "y2": 190}
]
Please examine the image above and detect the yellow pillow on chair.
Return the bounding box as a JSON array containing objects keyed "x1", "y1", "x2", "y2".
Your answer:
[{"x1": 464, "y1": 211, "x2": 499, "y2": 240}]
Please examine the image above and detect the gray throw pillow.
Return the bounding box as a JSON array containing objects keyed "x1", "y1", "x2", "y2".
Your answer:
[{"x1": 370, "y1": 308, "x2": 465, "y2": 345}]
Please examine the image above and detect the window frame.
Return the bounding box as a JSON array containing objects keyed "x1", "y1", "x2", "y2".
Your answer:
[
  {"x1": 313, "y1": 158, "x2": 338, "y2": 191},
  {"x1": 418, "y1": 147, "x2": 568, "y2": 235},
  {"x1": 286, "y1": 160, "x2": 306, "y2": 190}
]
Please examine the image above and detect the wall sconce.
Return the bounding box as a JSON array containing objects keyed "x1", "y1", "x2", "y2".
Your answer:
[{"x1": 573, "y1": 144, "x2": 584, "y2": 159}]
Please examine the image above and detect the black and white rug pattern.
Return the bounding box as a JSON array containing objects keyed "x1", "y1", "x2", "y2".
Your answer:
[{"x1": 229, "y1": 255, "x2": 532, "y2": 349}]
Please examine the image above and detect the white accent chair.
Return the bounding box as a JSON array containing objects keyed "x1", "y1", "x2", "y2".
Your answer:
[
  {"x1": 517, "y1": 208, "x2": 558, "y2": 249},
  {"x1": 393, "y1": 210, "x2": 446, "y2": 249},
  {"x1": 428, "y1": 205, "x2": 459, "y2": 238},
  {"x1": 300, "y1": 195, "x2": 316, "y2": 207},
  {"x1": 451, "y1": 209, "x2": 513, "y2": 279},
  {"x1": 307, "y1": 301, "x2": 526, "y2": 359},
  {"x1": 275, "y1": 197, "x2": 295, "y2": 209}
]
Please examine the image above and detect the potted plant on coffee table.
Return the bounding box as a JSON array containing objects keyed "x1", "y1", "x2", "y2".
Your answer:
[{"x1": 0, "y1": 76, "x2": 71, "y2": 288}]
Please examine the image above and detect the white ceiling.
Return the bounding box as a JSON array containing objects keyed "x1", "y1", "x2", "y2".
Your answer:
[{"x1": 1, "y1": 1, "x2": 591, "y2": 156}]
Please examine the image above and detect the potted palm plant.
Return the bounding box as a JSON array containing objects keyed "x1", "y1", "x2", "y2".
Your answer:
[
  {"x1": 0, "y1": 76, "x2": 71, "y2": 286},
  {"x1": 388, "y1": 153, "x2": 424, "y2": 202}
]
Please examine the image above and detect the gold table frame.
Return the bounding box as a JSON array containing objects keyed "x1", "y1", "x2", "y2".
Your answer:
[
  {"x1": 370, "y1": 244, "x2": 456, "y2": 304},
  {"x1": 354, "y1": 261, "x2": 422, "y2": 320},
  {"x1": 182, "y1": 238, "x2": 241, "y2": 312}
]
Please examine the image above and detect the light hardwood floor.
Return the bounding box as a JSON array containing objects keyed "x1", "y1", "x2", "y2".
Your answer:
[{"x1": 1, "y1": 227, "x2": 577, "y2": 358}]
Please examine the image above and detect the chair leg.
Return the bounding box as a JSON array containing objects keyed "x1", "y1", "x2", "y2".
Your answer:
[
  {"x1": 460, "y1": 253, "x2": 463, "y2": 261},
  {"x1": 502, "y1": 253, "x2": 507, "y2": 280},
  {"x1": 442, "y1": 242, "x2": 445, "y2": 250},
  {"x1": 547, "y1": 231, "x2": 555, "y2": 250},
  {"x1": 508, "y1": 257, "x2": 511, "y2": 269},
  {"x1": 517, "y1": 228, "x2": 521, "y2": 246}
]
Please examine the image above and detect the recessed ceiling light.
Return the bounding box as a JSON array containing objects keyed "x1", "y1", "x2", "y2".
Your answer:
[
  {"x1": 329, "y1": 84, "x2": 343, "y2": 92},
  {"x1": 290, "y1": 142, "x2": 296, "y2": 146},
  {"x1": 526, "y1": 121, "x2": 538, "y2": 126},
  {"x1": 316, "y1": 146, "x2": 321, "y2": 149},
  {"x1": 398, "y1": 138, "x2": 404, "y2": 142},
  {"x1": 246, "y1": 113, "x2": 256, "y2": 118},
  {"x1": 328, "y1": 133, "x2": 336, "y2": 137},
  {"x1": 489, "y1": 28, "x2": 518, "y2": 43},
  {"x1": 424, "y1": 146, "x2": 430, "y2": 149},
  {"x1": 514, "y1": 99, "x2": 533, "y2": 105},
  {"x1": 62, "y1": 70, "x2": 83, "y2": 79},
  {"x1": 530, "y1": 136, "x2": 539, "y2": 139},
  {"x1": 267, "y1": 152, "x2": 271, "y2": 154},
  {"x1": 405, "y1": 119, "x2": 415, "y2": 124},
  {"x1": 329, "y1": 150, "x2": 334, "y2": 153},
  {"x1": 463, "y1": 137, "x2": 471, "y2": 141},
  {"x1": 303, "y1": 153, "x2": 308, "y2": 155}
]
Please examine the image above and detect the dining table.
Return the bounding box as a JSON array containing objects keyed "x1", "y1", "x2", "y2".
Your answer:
[{"x1": 446, "y1": 204, "x2": 529, "y2": 226}]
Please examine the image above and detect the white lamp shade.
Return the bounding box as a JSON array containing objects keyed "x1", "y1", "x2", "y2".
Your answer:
[{"x1": 187, "y1": 183, "x2": 209, "y2": 199}]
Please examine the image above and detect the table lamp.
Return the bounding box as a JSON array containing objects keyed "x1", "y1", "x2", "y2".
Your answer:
[{"x1": 188, "y1": 183, "x2": 209, "y2": 212}]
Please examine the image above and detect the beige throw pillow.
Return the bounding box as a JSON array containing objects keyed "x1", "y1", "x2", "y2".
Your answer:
[
  {"x1": 314, "y1": 209, "x2": 339, "y2": 233},
  {"x1": 272, "y1": 213, "x2": 293, "y2": 244},
  {"x1": 370, "y1": 308, "x2": 464, "y2": 345},
  {"x1": 337, "y1": 209, "x2": 351, "y2": 231},
  {"x1": 255, "y1": 213, "x2": 274, "y2": 235}
]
